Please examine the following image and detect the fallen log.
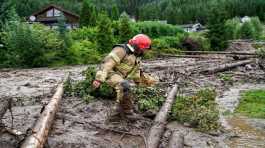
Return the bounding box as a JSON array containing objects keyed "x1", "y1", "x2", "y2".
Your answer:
[
  {"x1": 168, "y1": 131, "x2": 184, "y2": 148},
  {"x1": 0, "y1": 98, "x2": 12, "y2": 120},
  {"x1": 200, "y1": 59, "x2": 253, "y2": 74},
  {"x1": 21, "y1": 74, "x2": 68, "y2": 148},
  {"x1": 159, "y1": 54, "x2": 224, "y2": 59},
  {"x1": 231, "y1": 55, "x2": 257, "y2": 60},
  {"x1": 178, "y1": 51, "x2": 256, "y2": 55},
  {"x1": 147, "y1": 85, "x2": 178, "y2": 148}
]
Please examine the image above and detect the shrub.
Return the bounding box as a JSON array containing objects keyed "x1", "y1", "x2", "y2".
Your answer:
[
  {"x1": 134, "y1": 86, "x2": 165, "y2": 112},
  {"x1": 67, "y1": 40, "x2": 102, "y2": 64},
  {"x1": 225, "y1": 17, "x2": 264, "y2": 40},
  {"x1": 69, "y1": 27, "x2": 97, "y2": 41},
  {"x1": 133, "y1": 21, "x2": 185, "y2": 38},
  {"x1": 64, "y1": 67, "x2": 165, "y2": 108},
  {"x1": 153, "y1": 36, "x2": 186, "y2": 49},
  {"x1": 184, "y1": 32, "x2": 210, "y2": 51},
  {"x1": 64, "y1": 67, "x2": 115, "y2": 103},
  {"x1": 240, "y1": 21, "x2": 255, "y2": 39},
  {"x1": 2, "y1": 22, "x2": 64, "y2": 68},
  {"x1": 171, "y1": 89, "x2": 220, "y2": 132},
  {"x1": 225, "y1": 17, "x2": 241, "y2": 40}
]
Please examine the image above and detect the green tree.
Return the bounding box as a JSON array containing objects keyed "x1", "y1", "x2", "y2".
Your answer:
[
  {"x1": 207, "y1": 5, "x2": 228, "y2": 50},
  {"x1": 80, "y1": 0, "x2": 97, "y2": 27},
  {"x1": 57, "y1": 13, "x2": 67, "y2": 36},
  {"x1": 119, "y1": 12, "x2": 132, "y2": 43},
  {"x1": 96, "y1": 13, "x2": 114, "y2": 53},
  {"x1": 250, "y1": 17, "x2": 263, "y2": 39},
  {"x1": 224, "y1": 17, "x2": 241, "y2": 40},
  {"x1": 0, "y1": 0, "x2": 19, "y2": 29},
  {"x1": 3, "y1": 22, "x2": 64, "y2": 68},
  {"x1": 240, "y1": 21, "x2": 255, "y2": 39},
  {"x1": 111, "y1": 5, "x2": 119, "y2": 20},
  {"x1": 0, "y1": 1, "x2": 19, "y2": 67}
]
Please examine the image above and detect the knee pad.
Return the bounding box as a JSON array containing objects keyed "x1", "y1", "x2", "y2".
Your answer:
[{"x1": 120, "y1": 80, "x2": 130, "y2": 93}]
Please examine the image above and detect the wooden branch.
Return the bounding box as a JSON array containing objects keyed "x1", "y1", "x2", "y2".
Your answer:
[
  {"x1": 168, "y1": 131, "x2": 184, "y2": 148},
  {"x1": 147, "y1": 85, "x2": 178, "y2": 148},
  {"x1": 21, "y1": 74, "x2": 68, "y2": 148},
  {"x1": 200, "y1": 60, "x2": 253, "y2": 74},
  {"x1": 0, "y1": 97, "x2": 12, "y2": 120}
]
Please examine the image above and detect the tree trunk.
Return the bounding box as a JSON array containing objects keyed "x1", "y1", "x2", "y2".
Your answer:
[
  {"x1": 168, "y1": 131, "x2": 184, "y2": 148},
  {"x1": 231, "y1": 55, "x2": 256, "y2": 60},
  {"x1": 160, "y1": 54, "x2": 223, "y2": 59},
  {"x1": 0, "y1": 98, "x2": 12, "y2": 120},
  {"x1": 21, "y1": 75, "x2": 68, "y2": 148},
  {"x1": 200, "y1": 60, "x2": 253, "y2": 74},
  {"x1": 178, "y1": 51, "x2": 256, "y2": 55},
  {"x1": 147, "y1": 85, "x2": 178, "y2": 148}
]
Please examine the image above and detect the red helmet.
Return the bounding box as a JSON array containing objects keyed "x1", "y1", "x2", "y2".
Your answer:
[{"x1": 128, "y1": 34, "x2": 151, "y2": 52}]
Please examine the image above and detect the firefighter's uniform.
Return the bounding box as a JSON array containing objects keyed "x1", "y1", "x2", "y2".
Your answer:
[{"x1": 95, "y1": 44, "x2": 157, "y2": 113}]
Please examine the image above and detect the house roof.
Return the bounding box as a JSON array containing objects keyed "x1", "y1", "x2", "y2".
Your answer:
[{"x1": 30, "y1": 4, "x2": 80, "y2": 19}]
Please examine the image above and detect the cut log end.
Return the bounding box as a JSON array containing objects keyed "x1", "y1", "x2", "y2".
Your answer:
[{"x1": 168, "y1": 131, "x2": 184, "y2": 148}]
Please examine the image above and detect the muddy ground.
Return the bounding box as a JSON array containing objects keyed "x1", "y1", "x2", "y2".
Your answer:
[{"x1": 1, "y1": 52, "x2": 265, "y2": 148}]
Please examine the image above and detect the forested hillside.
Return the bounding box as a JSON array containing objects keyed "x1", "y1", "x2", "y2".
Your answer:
[{"x1": 11, "y1": 0, "x2": 265, "y2": 24}]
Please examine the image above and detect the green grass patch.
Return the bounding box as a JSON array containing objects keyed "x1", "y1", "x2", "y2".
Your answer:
[{"x1": 235, "y1": 89, "x2": 265, "y2": 118}]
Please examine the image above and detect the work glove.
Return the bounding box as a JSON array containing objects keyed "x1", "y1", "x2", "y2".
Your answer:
[{"x1": 92, "y1": 80, "x2": 101, "y2": 89}]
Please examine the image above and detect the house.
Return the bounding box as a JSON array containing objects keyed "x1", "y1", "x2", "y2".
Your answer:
[
  {"x1": 180, "y1": 23, "x2": 205, "y2": 32},
  {"x1": 240, "y1": 16, "x2": 251, "y2": 23},
  {"x1": 28, "y1": 4, "x2": 79, "y2": 29}
]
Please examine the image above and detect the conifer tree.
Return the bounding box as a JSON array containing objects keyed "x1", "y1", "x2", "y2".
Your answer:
[
  {"x1": 111, "y1": 5, "x2": 119, "y2": 20},
  {"x1": 240, "y1": 21, "x2": 255, "y2": 39},
  {"x1": 119, "y1": 12, "x2": 132, "y2": 43},
  {"x1": 57, "y1": 13, "x2": 66, "y2": 36},
  {"x1": 0, "y1": 0, "x2": 19, "y2": 29},
  {"x1": 80, "y1": 0, "x2": 97, "y2": 27},
  {"x1": 207, "y1": 5, "x2": 228, "y2": 50},
  {"x1": 96, "y1": 12, "x2": 114, "y2": 53}
]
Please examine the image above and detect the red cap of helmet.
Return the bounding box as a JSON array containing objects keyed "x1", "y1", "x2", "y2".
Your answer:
[{"x1": 128, "y1": 34, "x2": 151, "y2": 52}]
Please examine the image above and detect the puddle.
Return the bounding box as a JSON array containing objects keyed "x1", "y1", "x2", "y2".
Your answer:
[{"x1": 217, "y1": 83, "x2": 265, "y2": 147}]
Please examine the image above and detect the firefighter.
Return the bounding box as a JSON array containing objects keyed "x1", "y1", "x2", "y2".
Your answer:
[{"x1": 92, "y1": 34, "x2": 157, "y2": 116}]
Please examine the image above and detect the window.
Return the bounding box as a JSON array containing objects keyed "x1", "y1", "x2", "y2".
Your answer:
[
  {"x1": 54, "y1": 9, "x2": 61, "y2": 17},
  {"x1": 47, "y1": 9, "x2": 54, "y2": 17}
]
